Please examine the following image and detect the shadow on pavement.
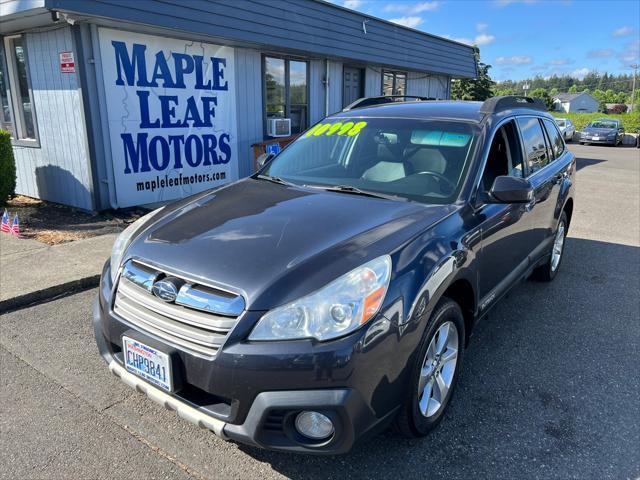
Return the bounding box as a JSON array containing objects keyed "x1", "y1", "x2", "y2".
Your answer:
[
  {"x1": 575, "y1": 157, "x2": 606, "y2": 171},
  {"x1": 237, "y1": 237, "x2": 640, "y2": 480}
]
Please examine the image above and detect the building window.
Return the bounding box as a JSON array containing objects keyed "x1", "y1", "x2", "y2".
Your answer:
[
  {"x1": 0, "y1": 48, "x2": 14, "y2": 136},
  {"x1": 264, "y1": 56, "x2": 308, "y2": 135},
  {"x1": 3, "y1": 35, "x2": 38, "y2": 142},
  {"x1": 382, "y1": 70, "x2": 407, "y2": 96}
]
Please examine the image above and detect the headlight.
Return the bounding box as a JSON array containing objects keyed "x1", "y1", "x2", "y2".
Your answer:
[
  {"x1": 110, "y1": 207, "x2": 164, "y2": 283},
  {"x1": 249, "y1": 255, "x2": 392, "y2": 341}
]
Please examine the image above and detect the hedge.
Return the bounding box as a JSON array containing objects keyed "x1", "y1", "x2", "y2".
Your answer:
[
  {"x1": 550, "y1": 111, "x2": 640, "y2": 132},
  {"x1": 0, "y1": 130, "x2": 16, "y2": 207}
]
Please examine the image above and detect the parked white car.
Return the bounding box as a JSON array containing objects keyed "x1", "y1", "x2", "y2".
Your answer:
[{"x1": 554, "y1": 118, "x2": 575, "y2": 142}]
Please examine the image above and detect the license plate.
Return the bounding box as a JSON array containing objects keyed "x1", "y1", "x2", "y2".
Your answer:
[
  {"x1": 593, "y1": 136, "x2": 600, "y2": 140},
  {"x1": 123, "y1": 336, "x2": 173, "y2": 391}
]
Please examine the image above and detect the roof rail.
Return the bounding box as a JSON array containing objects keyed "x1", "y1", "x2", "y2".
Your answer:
[
  {"x1": 480, "y1": 95, "x2": 547, "y2": 115},
  {"x1": 343, "y1": 95, "x2": 434, "y2": 111}
]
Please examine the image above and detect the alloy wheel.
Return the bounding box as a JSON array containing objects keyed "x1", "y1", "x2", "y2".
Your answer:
[
  {"x1": 417, "y1": 321, "x2": 459, "y2": 418},
  {"x1": 551, "y1": 221, "x2": 565, "y2": 272}
]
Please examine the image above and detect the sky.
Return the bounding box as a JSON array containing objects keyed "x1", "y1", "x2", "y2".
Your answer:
[{"x1": 327, "y1": 0, "x2": 640, "y2": 82}]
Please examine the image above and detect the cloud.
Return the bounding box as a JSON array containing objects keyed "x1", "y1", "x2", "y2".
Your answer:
[
  {"x1": 474, "y1": 34, "x2": 496, "y2": 46},
  {"x1": 343, "y1": 0, "x2": 363, "y2": 9},
  {"x1": 618, "y1": 39, "x2": 640, "y2": 63},
  {"x1": 389, "y1": 16, "x2": 423, "y2": 28},
  {"x1": 384, "y1": 2, "x2": 439, "y2": 13},
  {"x1": 570, "y1": 68, "x2": 591, "y2": 80},
  {"x1": 587, "y1": 49, "x2": 614, "y2": 58},
  {"x1": 494, "y1": 0, "x2": 538, "y2": 6},
  {"x1": 452, "y1": 24, "x2": 495, "y2": 46},
  {"x1": 547, "y1": 58, "x2": 572, "y2": 66},
  {"x1": 494, "y1": 55, "x2": 533, "y2": 65},
  {"x1": 612, "y1": 26, "x2": 634, "y2": 37}
]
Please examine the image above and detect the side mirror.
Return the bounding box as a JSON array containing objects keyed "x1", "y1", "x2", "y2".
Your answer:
[
  {"x1": 257, "y1": 152, "x2": 275, "y2": 168},
  {"x1": 489, "y1": 176, "x2": 533, "y2": 204}
]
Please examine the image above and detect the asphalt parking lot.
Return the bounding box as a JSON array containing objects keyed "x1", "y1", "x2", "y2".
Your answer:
[{"x1": 1, "y1": 144, "x2": 638, "y2": 480}]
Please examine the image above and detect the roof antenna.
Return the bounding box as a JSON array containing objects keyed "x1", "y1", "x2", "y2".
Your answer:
[{"x1": 362, "y1": 19, "x2": 369, "y2": 34}]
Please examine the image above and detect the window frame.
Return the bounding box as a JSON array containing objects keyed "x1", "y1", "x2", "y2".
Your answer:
[
  {"x1": 541, "y1": 118, "x2": 565, "y2": 160},
  {"x1": 2, "y1": 34, "x2": 39, "y2": 147},
  {"x1": 381, "y1": 70, "x2": 407, "y2": 96},
  {"x1": 477, "y1": 119, "x2": 526, "y2": 193},
  {"x1": 262, "y1": 54, "x2": 309, "y2": 138},
  {"x1": 515, "y1": 115, "x2": 552, "y2": 177}
]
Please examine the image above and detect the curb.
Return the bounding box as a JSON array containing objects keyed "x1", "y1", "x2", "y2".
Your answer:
[{"x1": 0, "y1": 275, "x2": 100, "y2": 314}]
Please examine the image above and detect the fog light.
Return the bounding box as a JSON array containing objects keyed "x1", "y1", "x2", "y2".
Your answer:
[{"x1": 294, "y1": 411, "x2": 334, "y2": 440}]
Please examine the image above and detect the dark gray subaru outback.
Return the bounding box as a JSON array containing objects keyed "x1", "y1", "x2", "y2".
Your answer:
[{"x1": 94, "y1": 96, "x2": 575, "y2": 454}]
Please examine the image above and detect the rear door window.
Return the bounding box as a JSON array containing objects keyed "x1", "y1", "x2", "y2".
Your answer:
[
  {"x1": 542, "y1": 119, "x2": 564, "y2": 159},
  {"x1": 516, "y1": 117, "x2": 550, "y2": 175}
]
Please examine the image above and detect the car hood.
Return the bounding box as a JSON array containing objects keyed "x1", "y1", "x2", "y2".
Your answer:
[
  {"x1": 583, "y1": 127, "x2": 616, "y2": 134},
  {"x1": 125, "y1": 179, "x2": 455, "y2": 310}
]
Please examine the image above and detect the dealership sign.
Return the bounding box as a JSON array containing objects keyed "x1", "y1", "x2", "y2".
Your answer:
[{"x1": 98, "y1": 28, "x2": 238, "y2": 207}]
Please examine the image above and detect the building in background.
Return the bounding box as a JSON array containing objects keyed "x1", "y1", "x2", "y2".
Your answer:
[
  {"x1": 552, "y1": 92, "x2": 599, "y2": 113},
  {"x1": 0, "y1": 0, "x2": 477, "y2": 211}
]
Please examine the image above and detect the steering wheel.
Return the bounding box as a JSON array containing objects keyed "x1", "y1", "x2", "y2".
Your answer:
[{"x1": 415, "y1": 171, "x2": 456, "y2": 194}]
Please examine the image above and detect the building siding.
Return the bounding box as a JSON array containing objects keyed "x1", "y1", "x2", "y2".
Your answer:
[
  {"x1": 45, "y1": 0, "x2": 477, "y2": 78},
  {"x1": 234, "y1": 48, "x2": 263, "y2": 177},
  {"x1": 12, "y1": 26, "x2": 94, "y2": 210}
]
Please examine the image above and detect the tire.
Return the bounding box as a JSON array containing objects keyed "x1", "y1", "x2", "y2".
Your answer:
[
  {"x1": 533, "y1": 211, "x2": 568, "y2": 282},
  {"x1": 394, "y1": 297, "x2": 465, "y2": 438}
]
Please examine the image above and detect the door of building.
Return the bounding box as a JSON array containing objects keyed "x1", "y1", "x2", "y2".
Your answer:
[{"x1": 343, "y1": 67, "x2": 364, "y2": 108}]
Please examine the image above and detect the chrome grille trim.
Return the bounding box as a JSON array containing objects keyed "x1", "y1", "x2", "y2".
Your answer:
[
  {"x1": 113, "y1": 261, "x2": 245, "y2": 358},
  {"x1": 118, "y1": 280, "x2": 237, "y2": 331}
]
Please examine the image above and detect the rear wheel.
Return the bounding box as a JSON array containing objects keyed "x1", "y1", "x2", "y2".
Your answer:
[
  {"x1": 394, "y1": 297, "x2": 465, "y2": 437},
  {"x1": 533, "y1": 211, "x2": 567, "y2": 282}
]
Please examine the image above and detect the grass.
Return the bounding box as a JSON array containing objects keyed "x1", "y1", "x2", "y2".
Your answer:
[{"x1": 550, "y1": 110, "x2": 640, "y2": 131}]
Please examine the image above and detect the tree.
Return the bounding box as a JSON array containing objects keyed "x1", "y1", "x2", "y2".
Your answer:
[
  {"x1": 550, "y1": 87, "x2": 559, "y2": 96},
  {"x1": 0, "y1": 131, "x2": 16, "y2": 206},
  {"x1": 530, "y1": 88, "x2": 553, "y2": 110},
  {"x1": 598, "y1": 99, "x2": 608, "y2": 113},
  {"x1": 451, "y1": 48, "x2": 495, "y2": 101},
  {"x1": 568, "y1": 84, "x2": 578, "y2": 93}
]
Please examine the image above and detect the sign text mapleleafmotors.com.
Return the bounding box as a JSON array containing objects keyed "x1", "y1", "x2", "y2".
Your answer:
[{"x1": 98, "y1": 28, "x2": 238, "y2": 207}]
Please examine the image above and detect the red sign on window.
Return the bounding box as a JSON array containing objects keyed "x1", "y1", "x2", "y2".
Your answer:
[{"x1": 59, "y1": 52, "x2": 75, "y2": 73}]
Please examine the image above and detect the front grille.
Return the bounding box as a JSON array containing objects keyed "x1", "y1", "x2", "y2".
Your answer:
[{"x1": 113, "y1": 260, "x2": 244, "y2": 358}]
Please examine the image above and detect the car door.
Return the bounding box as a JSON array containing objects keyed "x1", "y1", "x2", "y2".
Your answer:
[
  {"x1": 522, "y1": 117, "x2": 572, "y2": 259},
  {"x1": 474, "y1": 119, "x2": 539, "y2": 309}
]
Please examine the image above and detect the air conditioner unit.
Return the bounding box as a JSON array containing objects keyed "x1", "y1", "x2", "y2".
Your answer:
[{"x1": 267, "y1": 118, "x2": 291, "y2": 137}]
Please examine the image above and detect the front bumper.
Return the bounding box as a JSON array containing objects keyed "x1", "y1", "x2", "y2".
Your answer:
[
  {"x1": 93, "y1": 262, "x2": 411, "y2": 454},
  {"x1": 581, "y1": 136, "x2": 616, "y2": 144}
]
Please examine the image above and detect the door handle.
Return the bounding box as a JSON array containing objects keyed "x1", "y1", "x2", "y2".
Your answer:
[{"x1": 554, "y1": 172, "x2": 565, "y2": 184}]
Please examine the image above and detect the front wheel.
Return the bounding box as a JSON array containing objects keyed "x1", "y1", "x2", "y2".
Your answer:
[
  {"x1": 394, "y1": 297, "x2": 465, "y2": 437},
  {"x1": 533, "y1": 211, "x2": 568, "y2": 282}
]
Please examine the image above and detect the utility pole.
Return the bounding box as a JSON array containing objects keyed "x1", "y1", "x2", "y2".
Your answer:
[{"x1": 631, "y1": 64, "x2": 639, "y2": 112}]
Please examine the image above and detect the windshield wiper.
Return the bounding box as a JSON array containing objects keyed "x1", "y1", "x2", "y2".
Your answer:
[
  {"x1": 255, "y1": 174, "x2": 294, "y2": 186},
  {"x1": 311, "y1": 184, "x2": 407, "y2": 202}
]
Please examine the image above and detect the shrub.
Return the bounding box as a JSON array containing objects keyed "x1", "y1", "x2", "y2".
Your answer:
[
  {"x1": 550, "y1": 111, "x2": 640, "y2": 132},
  {"x1": 0, "y1": 130, "x2": 16, "y2": 206},
  {"x1": 608, "y1": 104, "x2": 628, "y2": 114}
]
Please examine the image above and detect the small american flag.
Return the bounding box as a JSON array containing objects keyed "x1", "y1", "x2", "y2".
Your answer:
[
  {"x1": 0, "y1": 210, "x2": 10, "y2": 233},
  {"x1": 10, "y1": 214, "x2": 21, "y2": 237}
]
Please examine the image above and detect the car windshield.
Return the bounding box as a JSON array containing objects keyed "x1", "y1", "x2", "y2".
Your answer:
[
  {"x1": 555, "y1": 120, "x2": 566, "y2": 127},
  {"x1": 262, "y1": 117, "x2": 478, "y2": 204},
  {"x1": 589, "y1": 121, "x2": 617, "y2": 129}
]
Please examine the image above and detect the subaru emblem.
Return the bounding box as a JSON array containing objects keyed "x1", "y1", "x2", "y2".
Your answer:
[{"x1": 152, "y1": 277, "x2": 181, "y2": 302}]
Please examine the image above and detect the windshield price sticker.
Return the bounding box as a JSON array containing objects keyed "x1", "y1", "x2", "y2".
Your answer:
[{"x1": 305, "y1": 121, "x2": 368, "y2": 138}]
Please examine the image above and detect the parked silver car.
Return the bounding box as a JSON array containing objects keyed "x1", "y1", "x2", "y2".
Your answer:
[{"x1": 554, "y1": 118, "x2": 575, "y2": 142}]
